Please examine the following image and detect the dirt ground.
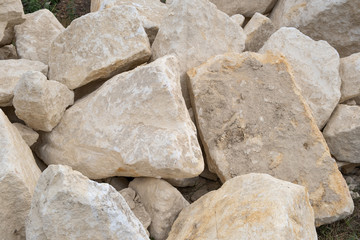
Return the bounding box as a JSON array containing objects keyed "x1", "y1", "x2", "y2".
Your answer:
[{"x1": 54, "y1": 0, "x2": 90, "y2": 26}]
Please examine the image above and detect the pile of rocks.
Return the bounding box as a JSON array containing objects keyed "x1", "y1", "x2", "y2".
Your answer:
[{"x1": 1, "y1": 0, "x2": 359, "y2": 239}]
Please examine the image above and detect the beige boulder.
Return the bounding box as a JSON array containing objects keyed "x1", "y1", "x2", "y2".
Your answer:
[
  {"x1": 167, "y1": 173, "x2": 317, "y2": 240},
  {"x1": 0, "y1": 59, "x2": 48, "y2": 106},
  {"x1": 37, "y1": 55, "x2": 204, "y2": 179},
  {"x1": 270, "y1": 0, "x2": 360, "y2": 57},
  {"x1": 26, "y1": 165, "x2": 149, "y2": 240},
  {"x1": 209, "y1": 0, "x2": 278, "y2": 17},
  {"x1": 339, "y1": 53, "x2": 360, "y2": 102},
  {"x1": 188, "y1": 52, "x2": 353, "y2": 225},
  {"x1": 152, "y1": 0, "x2": 245, "y2": 107},
  {"x1": 13, "y1": 122, "x2": 39, "y2": 146},
  {"x1": 13, "y1": 71, "x2": 74, "y2": 132},
  {"x1": 0, "y1": 109, "x2": 41, "y2": 240},
  {"x1": 129, "y1": 178, "x2": 189, "y2": 240},
  {"x1": 0, "y1": 0, "x2": 25, "y2": 46},
  {"x1": 230, "y1": 14, "x2": 245, "y2": 27},
  {"x1": 15, "y1": 9, "x2": 64, "y2": 65},
  {"x1": 49, "y1": 6, "x2": 151, "y2": 90},
  {"x1": 260, "y1": 27, "x2": 341, "y2": 129},
  {"x1": 0, "y1": 44, "x2": 17, "y2": 59}
]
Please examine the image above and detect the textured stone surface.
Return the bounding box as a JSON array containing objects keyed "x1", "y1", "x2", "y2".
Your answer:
[
  {"x1": 260, "y1": 27, "x2": 341, "y2": 129},
  {"x1": 323, "y1": 105, "x2": 360, "y2": 164},
  {"x1": 230, "y1": 14, "x2": 245, "y2": 27},
  {"x1": 152, "y1": 0, "x2": 245, "y2": 107},
  {"x1": 0, "y1": 0, "x2": 25, "y2": 46},
  {"x1": 129, "y1": 178, "x2": 189, "y2": 240},
  {"x1": 0, "y1": 59, "x2": 48, "y2": 106},
  {"x1": 209, "y1": 0, "x2": 278, "y2": 17},
  {"x1": 339, "y1": 53, "x2": 360, "y2": 102},
  {"x1": 167, "y1": 173, "x2": 317, "y2": 240},
  {"x1": 244, "y1": 12, "x2": 275, "y2": 52},
  {"x1": 91, "y1": 0, "x2": 167, "y2": 44},
  {"x1": 13, "y1": 71, "x2": 74, "y2": 132},
  {"x1": 15, "y1": 9, "x2": 64, "y2": 65},
  {"x1": 0, "y1": 26, "x2": 15, "y2": 46},
  {"x1": 270, "y1": 0, "x2": 360, "y2": 57},
  {"x1": 37, "y1": 55, "x2": 203, "y2": 179},
  {"x1": 0, "y1": 44, "x2": 17, "y2": 59},
  {"x1": 0, "y1": 109, "x2": 41, "y2": 240},
  {"x1": 26, "y1": 165, "x2": 149, "y2": 240},
  {"x1": 49, "y1": 6, "x2": 151, "y2": 90},
  {"x1": 13, "y1": 122, "x2": 39, "y2": 146},
  {"x1": 188, "y1": 52, "x2": 353, "y2": 225}
]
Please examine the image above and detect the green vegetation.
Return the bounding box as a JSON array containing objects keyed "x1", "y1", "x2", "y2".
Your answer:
[{"x1": 21, "y1": 0, "x2": 59, "y2": 14}]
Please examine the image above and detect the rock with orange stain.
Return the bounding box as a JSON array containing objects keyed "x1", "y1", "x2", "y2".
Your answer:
[
  {"x1": 188, "y1": 52, "x2": 353, "y2": 225},
  {"x1": 167, "y1": 173, "x2": 317, "y2": 240}
]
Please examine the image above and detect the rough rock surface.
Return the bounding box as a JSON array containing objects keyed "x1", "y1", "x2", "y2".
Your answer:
[
  {"x1": 244, "y1": 12, "x2": 275, "y2": 52},
  {"x1": 26, "y1": 165, "x2": 149, "y2": 240},
  {"x1": 91, "y1": 0, "x2": 167, "y2": 44},
  {"x1": 0, "y1": 109, "x2": 41, "y2": 240},
  {"x1": 13, "y1": 71, "x2": 74, "y2": 132},
  {"x1": 129, "y1": 178, "x2": 189, "y2": 240},
  {"x1": 188, "y1": 52, "x2": 353, "y2": 225},
  {"x1": 209, "y1": 0, "x2": 278, "y2": 17},
  {"x1": 260, "y1": 27, "x2": 341, "y2": 129},
  {"x1": 37, "y1": 55, "x2": 203, "y2": 179},
  {"x1": 13, "y1": 122, "x2": 39, "y2": 146},
  {"x1": 167, "y1": 173, "x2": 317, "y2": 240},
  {"x1": 152, "y1": 0, "x2": 245, "y2": 107},
  {"x1": 323, "y1": 105, "x2": 360, "y2": 164},
  {"x1": 339, "y1": 53, "x2": 360, "y2": 102},
  {"x1": 49, "y1": 6, "x2": 151, "y2": 90},
  {"x1": 0, "y1": 44, "x2": 17, "y2": 59},
  {"x1": 230, "y1": 14, "x2": 245, "y2": 27},
  {"x1": 270, "y1": 0, "x2": 360, "y2": 57},
  {"x1": 0, "y1": 59, "x2": 48, "y2": 106},
  {"x1": 15, "y1": 9, "x2": 64, "y2": 65},
  {"x1": 0, "y1": 0, "x2": 25, "y2": 46}
]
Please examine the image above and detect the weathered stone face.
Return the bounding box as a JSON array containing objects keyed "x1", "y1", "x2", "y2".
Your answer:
[
  {"x1": 188, "y1": 52, "x2": 353, "y2": 225},
  {"x1": 0, "y1": 44, "x2": 17, "y2": 60},
  {"x1": 339, "y1": 53, "x2": 360, "y2": 102},
  {"x1": 12, "y1": 123, "x2": 39, "y2": 146},
  {"x1": 209, "y1": 0, "x2": 278, "y2": 17}
]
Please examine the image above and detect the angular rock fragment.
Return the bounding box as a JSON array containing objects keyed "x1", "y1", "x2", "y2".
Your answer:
[
  {"x1": 15, "y1": 9, "x2": 64, "y2": 65},
  {"x1": 230, "y1": 14, "x2": 245, "y2": 27},
  {"x1": 188, "y1": 52, "x2": 353, "y2": 225},
  {"x1": 13, "y1": 71, "x2": 74, "y2": 132},
  {"x1": 152, "y1": 0, "x2": 245, "y2": 107},
  {"x1": 165, "y1": 177, "x2": 199, "y2": 187},
  {"x1": 0, "y1": 59, "x2": 48, "y2": 106},
  {"x1": 13, "y1": 122, "x2": 39, "y2": 146},
  {"x1": 339, "y1": 53, "x2": 360, "y2": 102},
  {"x1": 209, "y1": 0, "x2": 278, "y2": 17},
  {"x1": 260, "y1": 27, "x2": 341, "y2": 129},
  {"x1": 26, "y1": 165, "x2": 149, "y2": 240},
  {"x1": 0, "y1": 44, "x2": 17, "y2": 60},
  {"x1": 0, "y1": 109, "x2": 41, "y2": 240},
  {"x1": 323, "y1": 105, "x2": 360, "y2": 164},
  {"x1": 37, "y1": 55, "x2": 203, "y2": 179},
  {"x1": 49, "y1": 6, "x2": 151, "y2": 90},
  {"x1": 167, "y1": 173, "x2": 317, "y2": 240},
  {"x1": 0, "y1": 0, "x2": 25, "y2": 46},
  {"x1": 129, "y1": 178, "x2": 189, "y2": 240},
  {"x1": 270, "y1": 0, "x2": 360, "y2": 57}
]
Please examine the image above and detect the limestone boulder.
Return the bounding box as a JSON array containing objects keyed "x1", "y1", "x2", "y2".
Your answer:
[
  {"x1": 152, "y1": 0, "x2": 245, "y2": 107},
  {"x1": 209, "y1": 0, "x2": 278, "y2": 17},
  {"x1": 129, "y1": 178, "x2": 189, "y2": 240},
  {"x1": 49, "y1": 6, "x2": 151, "y2": 90},
  {"x1": 13, "y1": 71, "x2": 74, "y2": 132},
  {"x1": 323, "y1": 105, "x2": 360, "y2": 164},
  {"x1": 339, "y1": 53, "x2": 360, "y2": 102},
  {"x1": 230, "y1": 14, "x2": 245, "y2": 27},
  {"x1": 270, "y1": 0, "x2": 360, "y2": 57},
  {"x1": 26, "y1": 165, "x2": 149, "y2": 240},
  {"x1": 36, "y1": 55, "x2": 204, "y2": 179},
  {"x1": 0, "y1": 44, "x2": 17, "y2": 59},
  {"x1": 15, "y1": 9, "x2": 64, "y2": 65},
  {"x1": 188, "y1": 52, "x2": 353, "y2": 225},
  {"x1": 167, "y1": 173, "x2": 317, "y2": 240},
  {"x1": 259, "y1": 27, "x2": 341, "y2": 129},
  {"x1": 0, "y1": 109, "x2": 41, "y2": 240},
  {"x1": 0, "y1": 0, "x2": 25, "y2": 46},
  {"x1": 0, "y1": 26, "x2": 15, "y2": 46},
  {"x1": 13, "y1": 122, "x2": 39, "y2": 146},
  {"x1": 0, "y1": 59, "x2": 48, "y2": 106}
]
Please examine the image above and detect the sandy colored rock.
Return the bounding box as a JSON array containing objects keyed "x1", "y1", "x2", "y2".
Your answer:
[
  {"x1": 230, "y1": 14, "x2": 245, "y2": 27},
  {"x1": 91, "y1": 0, "x2": 167, "y2": 44},
  {"x1": 260, "y1": 27, "x2": 341, "y2": 129},
  {"x1": 0, "y1": 0, "x2": 25, "y2": 47},
  {"x1": 0, "y1": 59, "x2": 48, "y2": 106},
  {"x1": 12, "y1": 122, "x2": 39, "y2": 146},
  {"x1": 49, "y1": 6, "x2": 151, "y2": 90},
  {"x1": 167, "y1": 173, "x2": 317, "y2": 240},
  {"x1": 13, "y1": 71, "x2": 74, "y2": 132},
  {"x1": 0, "y1": 44, "x2": 17, "y2": 59},
  {"x1": 26, "y1": 165, "x2": 149, "y2": 240},
  {"x1": 129, "y1": 178, "x2": 189, "y2": 240},
  {"x1": 0, "y1": 26, "x2": 15, "y2": 46},
  {"x1": 323, "y1": 105, "x2": 360, "y2": 164},
  {"x1": 188, "y1": 52, "x2": 353, "y2": 225},
  {"x1": 152, "y1": 0, "x2": 245, "y2": 108},
  {"x1": 244, "y1": 12, "x2": 275, "y2": 52},
  {"x1": 37, "y1": 55, "x2": 203, "y2": 179},
  {"x1": 15, "y1": 9, "x2": 64, "y2": 65},
  {"x1": 339, "y1": 53, "x2": 360, "y2": 102},
  {"x1": 209, "y1": 0, "x2": 277, "y2": 17},
  {"x1": 97, "y1": 176, "x2": 129, "y2": 191},
  {"x1": 270, "y1": 0, "x2": 360, "y2": 57},
  {"x1": 165, "y1": 177, "x2": 199, "y2": 188},
  {"x1": 0, "y1": 109, "x2": 41, "y2": 240}
]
